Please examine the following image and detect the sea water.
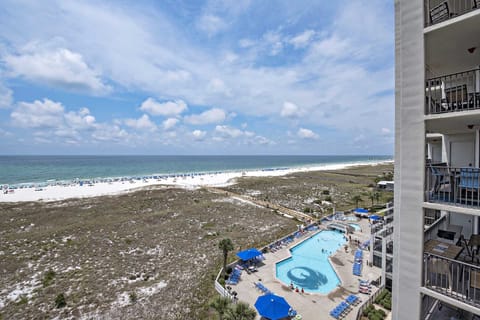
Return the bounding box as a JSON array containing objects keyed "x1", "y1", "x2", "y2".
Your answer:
[{"x1": 0, "y1": 155, "x2": 391, "y2": 185}]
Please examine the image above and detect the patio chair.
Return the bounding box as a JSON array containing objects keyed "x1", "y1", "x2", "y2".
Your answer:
[
  {"x1": 469, "y1": 270, "x2": 480, "y2": 302},
  {"x1": 444, "y1": 84, "x2": 469, "y2": 110},
  {"x1": 427, "y1": 257, "x2": 452, "y2": 290},
  {"x1": 429, "y1": 1, "x2": 455, "y2": 24},
  {"x1": 428, "y1": 163, "x2": 452, "y2": 201},
  {"x1": 458, "y1": 167, "x2": 480, "y2": 205}
]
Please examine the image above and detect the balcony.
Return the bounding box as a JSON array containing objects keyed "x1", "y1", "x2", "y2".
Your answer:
[
  {"x1": 426, "y1": 165, "x2": 480, "y2": 208},
  {"x1": 425, "y1": 0, "x2": 479, "y2": 27},
  {"x1": 425, "y1": 68, "x2": 480, "y2": 115},
  {"x1": 424, "y1": 252, "x2": 480, "y2": 308}
]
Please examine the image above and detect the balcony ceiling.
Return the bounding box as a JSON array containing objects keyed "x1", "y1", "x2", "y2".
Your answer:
[
  {"x1": 426, "y1": 109, "x2": 480, "y2": 134},
  {"x1": 425, "y1": 12, "x2": 480, "y2": 75}
]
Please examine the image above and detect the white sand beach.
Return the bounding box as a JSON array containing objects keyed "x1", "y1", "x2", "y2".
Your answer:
[{"x1": 0, "y1": 160, "x2": 392, "y2": 202}]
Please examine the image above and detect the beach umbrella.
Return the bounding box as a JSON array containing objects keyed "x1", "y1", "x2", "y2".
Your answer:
[
  {"x1": 236, "y1": 248, "x2": 263, "y2": 261},
  {"x1": 254, "y1": 293, "x2": 291, "y2": 320},
  {"x1": 369, "y1": 215, "x2": 382, "y2": 221}
]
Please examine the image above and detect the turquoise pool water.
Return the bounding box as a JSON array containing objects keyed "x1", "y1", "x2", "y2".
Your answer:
[
  {"x1": 275, "y1": 230, "x2": 346, "y2": 294},
  {"x1": 348, "y1": 223, "x2": 361, "y2": 231}
]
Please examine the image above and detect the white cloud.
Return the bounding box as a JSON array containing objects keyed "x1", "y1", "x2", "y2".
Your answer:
[
  {"x1": 139, "y1": 98, "x2": 187, "y2": 117},
  {"x1": 124, "y1": 114, "x2": 157, "y2": 131},
  {"x1": 0, "y1": 84, "x2": 13, "y2": 108},
  {"x1": 10, "y1": 98, "x2": 136, "y2": 145},
  {"x1": 197, "y1": 14, "x2": 227, "y2": 36},
  {"x1": 162, "y1": 118, "x2": 179, "y2": 130},
  {"x1": 297, "y1": 128, "x2": 318, "y2": 140},
  {"x1": 255, "y1": 135, "x2": 275, "y2": 145},
  {"x1": 184, "y1": 108, "x2": 226, "y2": 125},
  {"x1": 192, "y1": 130, "x2": 206, "y2": 141},
  {"x1": 11, "y1": 99, "x2": 64, "y2": 128},
  {"x1": 280, "y1": 101, "x2": 303, "y2": 118},
  {"x1": 239, "y1": 38, "x2": 255, "y2": 48},
  {"x1": 207, "y1": 78, "x2": 231, "y2": 96},
  {"x1": 215, "y1": 125, "x2": 244, "y2": 138},
  {"x1": 381, "y1": 127, "x2": 391, "y2": 135},
  {"x1": 4, "y1": 47, "x2": 111, "y2": 94},
  {"x1": 308, "y1": 35, "x2": 350, "y2": 59},
  {"x1": 263, "y1": 30, "x2": 283, "y2": 56},
  {"x1": 289, "y1": 30, "x2": 315, "y2": 49},
  {"x1": 92, "y1": 124, "x2": 129, "y2": 143},
  {"x1": 64, "y1": 108, "x2": 96, "y2": 130}
]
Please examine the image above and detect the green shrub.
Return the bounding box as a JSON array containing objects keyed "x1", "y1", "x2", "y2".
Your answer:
[
  {"x1": 325, "y1": 196, "x2": 332, "y2": 202},
  {"x1": 55, "y1": 293, "x2": 66, "y2": 308},
  {"x1": 129, "y1": 292, "x2": 137, "y2": 303},
  {"x1": 322, "y1": 190, "x2": 330, "y2": 195},
  {"x1": 16, "y1": 295, "x2": 28, "y2": 305},
  {"x1": 382, "y1": 300, "x2": 391, "y2": 310},
  {"x1": 42, "y1": 269, "x2": 56, "y2": 287},
  {"x1": 363, "y1": 304, "x2": 375, "y2": 316}
]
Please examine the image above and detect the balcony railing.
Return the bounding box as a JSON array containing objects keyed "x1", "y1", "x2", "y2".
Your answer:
[
  {"x1": 426, "y1": 165, "x2": 480, "y2": 207},
  {"x1": 424, "y1": 252, "x2": 480, "y2": 307},
  {"x1": 425, "y1": 0, "x2": 479, "y2": 27},
  {"x1": 425, "y1": 68, "x2": 480, "y2": 115}
]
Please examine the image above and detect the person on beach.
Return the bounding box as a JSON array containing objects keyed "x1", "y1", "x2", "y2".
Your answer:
[
  {"x1": 290, "y1": 282, "x2": 294, "y2": 290},
  {"x1": 295, "y1": 287, "x2": 299, "y2": 292},
  {"x1": 301, "y1": 288, "x2": 304, "y2": 294}
]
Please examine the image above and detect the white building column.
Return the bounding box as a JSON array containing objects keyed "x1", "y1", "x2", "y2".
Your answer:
[{"x1": 381, "y1": 238, "x2": 387, "y2": 287}]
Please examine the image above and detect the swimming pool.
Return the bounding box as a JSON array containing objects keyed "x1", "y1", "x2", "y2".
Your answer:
[
  {"x1": 275, "y1": 230, "x2": 346, "y2": 294},
  {"x1": 348, "y1": 223, "x2": 362, "y2": 231}
]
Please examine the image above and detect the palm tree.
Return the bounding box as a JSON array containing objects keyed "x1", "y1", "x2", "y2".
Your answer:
[
  {"x1": 210, "y1": 296, "x2": 231, "y2": 320},
  {"x1": 373, "y1": 192, "x2": 381, "y2": 204},
  {"x1": 225, "y1": 302, "x2": 257, "y2": 320},
  {"x1": 368, "y1": 192, "x2": 375, "y2": 207},
  {"x1": 219, "y1": 238, "x2": 234, "y2": 278},
  {"x1": 351, "y1": 195, "x2": 362, "y2": 208}
]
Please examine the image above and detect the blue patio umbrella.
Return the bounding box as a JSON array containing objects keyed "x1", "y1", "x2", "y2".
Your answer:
[
  {"x1": 236, "y1": 248, "x2": 262, "y2": 261},
  {"x1": 369, "y1": 215, "x2": 382, "y2": 221},
  {"x1": 254, "y1": 293, "x2": 291, "y2": 320},
  {"x1": 354, "y1": 208, "x2": 369, "y2": 213}
]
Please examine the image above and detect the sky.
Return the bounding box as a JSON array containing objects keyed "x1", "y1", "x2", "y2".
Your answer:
[{"x1": 0, "y1": 0, "x2": 394, "y2": 155}]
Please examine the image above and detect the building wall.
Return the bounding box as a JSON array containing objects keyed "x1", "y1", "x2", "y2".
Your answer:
[{"x1": 393, "y1": 0, "x2": 425, "y2": 319}]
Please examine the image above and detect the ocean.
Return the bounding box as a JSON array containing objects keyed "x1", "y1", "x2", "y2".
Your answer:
[{"x1": 0, "y1": 155, "x2": 392, "y2": 185}]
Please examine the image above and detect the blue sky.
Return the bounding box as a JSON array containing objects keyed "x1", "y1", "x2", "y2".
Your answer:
[{"x1": 0, "y1": 0, "x2": 394, "y2": 155}]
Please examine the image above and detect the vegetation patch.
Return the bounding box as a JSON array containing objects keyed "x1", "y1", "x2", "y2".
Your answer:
[{"x1": 42, "y1": 269, "x2": 56, "y2": 287}]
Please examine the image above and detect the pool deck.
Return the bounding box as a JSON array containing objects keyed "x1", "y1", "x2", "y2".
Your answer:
[{"x1": 230, "y1": 218, "x2": 382, "y2": 320}]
